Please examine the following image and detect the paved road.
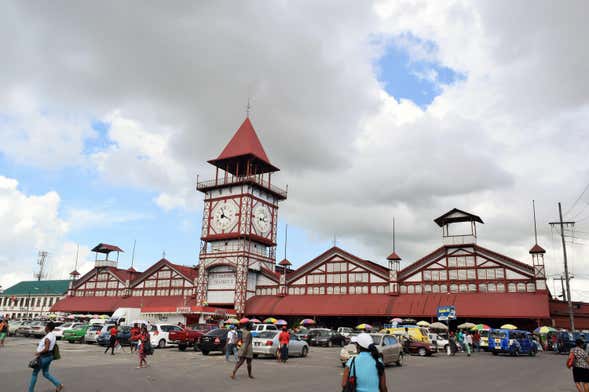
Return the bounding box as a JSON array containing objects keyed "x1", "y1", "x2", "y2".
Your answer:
[{"x1": 0, "y1": 337, "x2": 575, "y2": 391}]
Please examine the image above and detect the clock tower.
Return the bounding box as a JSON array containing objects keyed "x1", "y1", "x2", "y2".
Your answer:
[{"x1": 195, "y1": 117, "x2": 287, "y2": 315}]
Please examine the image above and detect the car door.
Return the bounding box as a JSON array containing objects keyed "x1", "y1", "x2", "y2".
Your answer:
[
  {"x1": 381, "y1": 335, "x2": 396, "y2": 364},
  {"x1": 289, "y1": 334, "x2": 302, "y2": 356}
]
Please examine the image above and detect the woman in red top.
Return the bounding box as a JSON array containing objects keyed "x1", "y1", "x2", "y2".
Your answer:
[
  {"x1": 278, "y1": 327, "x2": 290, "y2": 364},
  {"x1": 104, "y1": 325, "x2": 118, "y2": 355},
  {"x1": 130, "y1": 324, "x2": 140, "y2": 353},
  {"x1": 138, "y1": 326, "x2": 149, "y2": 369}
]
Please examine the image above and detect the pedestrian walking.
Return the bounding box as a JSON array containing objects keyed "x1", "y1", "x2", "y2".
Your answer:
[
  {"x1": 0, "y1": 318, "x2": 8, "y2": 347},
  {"x1": 465, "y1": 331, "x2": 472, "y2": 356},
  {"x1": 473, "y1": 331, "x2": 481, "y2": 352},
  {"x1": 28, "y1": 321, "x2": 64, "y2": 392},
  {"x1": 104, "y1": 324, "x2": 118, "y2": 355},
  {"x1": 278, "y1": 326, "x2": 290, "y2": 363},
  {"x1": 225, "y1": 325, "x2": 239, "y2": 362},
  {"x1": 137, "y1": 326, "x2": 149, "y2": 369},
  {"x1": 448, "y1": 331, "x2": 457, "y2": 356},
  {"x1": 568, "y1": 338, "x2": 589, "y2": 392},
  {"x1": 130, "y1": 324, "x2": 140, "y2": 353},
  {"x1": 342, "y1": 333, "x2": 388, "y2": 392},
  {"x1": 230, "y1": 322, "x2": 254, "y2": 379}
]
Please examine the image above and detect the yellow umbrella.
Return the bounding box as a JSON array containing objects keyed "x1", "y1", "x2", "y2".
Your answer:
[
  {"x1": 416, "y1": 321, "x2": 430, "y2": 327},
  {"x1": 501, "y1": 324, "x2": 517, "y2": 330},
  {"x1": 264, "y1": 317, "x2": 277, "y2": 324},
  {"x1": 355, "y1": 323, "x2": 373, "y2": 330}
]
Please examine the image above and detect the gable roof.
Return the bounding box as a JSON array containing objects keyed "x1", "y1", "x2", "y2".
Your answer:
[
  {"x1": 208, "y1": 118, "x2": 279, "y2": 174},
  {"x1": 2, "y1": 280, "x2": 70, "y2": 296},
  {"x1": 434, "y1": 208, "x2": 484, "y2": 227},
  {"x1": 287, "y1": 246, "x2": 389, "y2": 284},
  {"x1": 130, "y1": 258, "x2": 196, "y2": 287}
]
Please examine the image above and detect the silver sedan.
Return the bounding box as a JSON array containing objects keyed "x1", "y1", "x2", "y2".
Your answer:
[{"x1": 252, "y1": 331, "x2": 309, "y2": 358}]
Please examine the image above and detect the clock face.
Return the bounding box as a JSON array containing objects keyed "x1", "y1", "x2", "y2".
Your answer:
[
  {"x1": 211, "y1": 201, "x2": 238, "y2": 233},
  {"x1": 252, "y1": 204, "x2": 272, "y2": 235}
]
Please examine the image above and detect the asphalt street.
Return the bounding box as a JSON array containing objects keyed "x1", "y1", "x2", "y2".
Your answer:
[{"x1": 0, "y1": 337, "x2": 575, "y2": 392}]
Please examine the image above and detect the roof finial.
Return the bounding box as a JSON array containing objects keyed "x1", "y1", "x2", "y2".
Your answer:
[
  {"x1": 533, "y1": 200, "x2": 538, "y2": 245},
  {"x1": 162, "y1": 250, "x2": 166, "y2": 259},
  {"x1": 284, "y1": 224, "x2": 288, "y2": 260},
  {"x1": 131, "y1": 239, "x2": 136, "y2": 268},
  {"x1": 246, "y1": 96, "x2": 251, "y2": 118},
  {"x1": 393, "y1": 217, "x2": 396, "y2": 252},
  {"x1": 74, "y1": 243, "x2": 79, "y2": 271}
]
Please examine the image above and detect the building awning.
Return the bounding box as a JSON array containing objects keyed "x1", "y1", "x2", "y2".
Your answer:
[
  {"x1": 51, "y1": 296, "x2": 235, "y2": 316},
  {"x1": 246, "y1": 293, "x2": 551, "y2": 319}
]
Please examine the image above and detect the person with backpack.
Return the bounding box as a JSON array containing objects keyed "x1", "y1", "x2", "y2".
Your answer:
[
  {"x1": 28, "y1": 321, "x2": 63, "y2": 392},
  {"x1": 341, "y1": 333, "x2": 387, "y2": 392}
]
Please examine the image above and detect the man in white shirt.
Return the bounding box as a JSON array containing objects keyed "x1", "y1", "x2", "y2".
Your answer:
[
  {"x1": 28, "y1": 322, "x2": 63, "y2": 392},
  {"x1": 225, "y1": 325, "x2": 239, "y2": 362}
]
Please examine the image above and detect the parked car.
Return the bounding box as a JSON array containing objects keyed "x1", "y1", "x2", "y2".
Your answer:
[
  {"x1": 337, "y1": 327, "x2": 354, "y2": 337},
  {"x1": 554, "y1": 331, "x2": 577, "y2": 354},
  {"x1": 307, "y1": 329, "x2": 349, "y2": 347},
  {"x1": 489, "y1": 329, "x2": 537, "y2": 356},
  {"x1": 169, "y1": 328, "x2": 205, "y2": 351},
  {"x1": 198, "y1": 328, "x2": 241, "y2": 355},
  {"x1": 295, "y1": 327, "x2": 310, "y2": 341},
  {"x1": 8, "y1": 320, "x2": 25, "y2": 336},
  {"x1": 84, "y1": 324, "x2": 104, "y2": 344},
  {"x1": 16, "y1": 320, "x2": 40, "y2": 337},
  {"x1": 96, "y1": 324, "x2": 116, "y2": 346},
  {"x1": 251, "y1": 323, "x2": 279, "y2": 338},
  {"x1": 30, "y1": 321, "x2": 53, "y2": 338},
  {"x1": 340, "y1": 334, "x2": 403, "y2": 367},
  {"x1": 63, "y1": 324, "x2": 90, "y2": 343},
  {"x1": 252, "y1": 331, "x2": 309, "y2": 358},
  {"x1": 381, "y1": 326, "x2": 430, "y2": 343},
  {"x1": 428, "y1": 333, "x2": 449, "y2": 353},
  {"x1": 54, "y1": 322, "x2": 86, "y2": 340},
  {"x1": 149, "y1": 324, "x2": 183, "y2": 349}
]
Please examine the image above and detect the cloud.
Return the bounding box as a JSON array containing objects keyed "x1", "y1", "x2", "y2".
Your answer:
[{"x1": 0, "y1": 176, "x2": 93, "y2": 289}]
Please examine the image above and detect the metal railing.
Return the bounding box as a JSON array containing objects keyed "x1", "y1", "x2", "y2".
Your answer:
[
  {"x1": 443, "y1": 235, "x2": 476, "y2": 245},
  {"x1": 197, "y1": 175, "x2": 287, "y2": 198},
  {"x1": 95, "y1": 259, "x2": 118, "y2": 268}
]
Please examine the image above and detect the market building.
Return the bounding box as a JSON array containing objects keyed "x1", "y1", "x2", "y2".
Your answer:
[
  {"x1": 0, "y1": 280, "x2": 70, "y2": 319},
  {"x1": 50, "y1": 117, "x2": 589, "y2": 330}
]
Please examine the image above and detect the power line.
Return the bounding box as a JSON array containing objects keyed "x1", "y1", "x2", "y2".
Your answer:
[{"x1": 565, "y1": 181, "x2": 589, "y2": 218}]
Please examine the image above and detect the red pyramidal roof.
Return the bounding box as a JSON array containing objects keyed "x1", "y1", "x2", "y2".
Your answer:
[
  {"x1": 386, "y1": 252, "x2": 402, "y2": 261},
  {"x1": 208, "y1": 118, "x2": 279, "y2": 174},
  {"x1": 529, "y1": 244, "x2": 546, "y2": 254}
]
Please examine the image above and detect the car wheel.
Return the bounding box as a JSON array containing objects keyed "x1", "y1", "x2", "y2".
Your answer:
[
  {"x1": 179, "y1": 344, "x2": 186, "y2": 351},
  {"x1": 396, "y1": 353, "x2": 404, "y2": 367},
  {"x1": 301, "y1": 346, "x2": 308, "y2": 358},
  {"x1": 201, "y1": 350, "x2": 210, "y2": 355},
  {"x1": 68, "y1": 340, "x2": 73, "y2": 344},
  {"x1": 340, "y1": 340, "x2": 345, "y2": 347},
  {"x1": 418, "y1": 347, "x2": 427, "y2": 357},
  {"x1": 193, "y1": 342, "x2": 200, "y2": 352},
  {"x1": 529, "y1": 349, "x2": 536, "y2": 357},
  {"x1": 492, "y1": 351, "x2": 498, "y2": 356},
  {"x1": 80, "y1": 337, "x2": 85, "y2": 344},
  {"x1": 158, "y1": 339, "x2": 166, "y2": 349},
  {"x1": 253, "y1": 354, "x2": 259, "y2": 359}
]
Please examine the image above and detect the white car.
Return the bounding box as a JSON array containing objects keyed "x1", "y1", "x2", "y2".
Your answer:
[
  {"x1": 252, "y1": 331, "x2": 309, "y2": 358},
  {"x1": 428, "y1": 333, "x2": 449, "y2": 353},
  {"x1": 8, "y1": 320, "x2": 24, "y2": 336},
  {"x1": 251, "y1": 323, "x2": 279, "y2": 337},
  {"x1": 84, "y1": 324, "x2": 104, "y2": 343},
  {"x1": 54, "y1": 322, "x2": 87, "y2": 340},
  {"x1": 337, "y1": 327, "x2": 354, "y2": 337},
  {"x1": 149, "y1": 324, "x2": 183, "y2": 349}
]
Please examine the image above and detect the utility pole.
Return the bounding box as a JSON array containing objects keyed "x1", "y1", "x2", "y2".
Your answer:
[
  {"x1": 559, "y1": 276, "x2": 567, "y2": 302},
  {"x1": 549, "y1": 202, "x2": 575, "y2": 331}
]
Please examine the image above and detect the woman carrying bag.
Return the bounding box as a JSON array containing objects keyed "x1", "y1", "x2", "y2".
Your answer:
[
  {"x1": 341, "y1": 333, "x2": 387, "y2": 392},
  {"x1": 568, "y1": 338, "x2": 589, "y2": 392},
  {"x1": 28, "y1": 321, "x2": 64, "y2": 392}
]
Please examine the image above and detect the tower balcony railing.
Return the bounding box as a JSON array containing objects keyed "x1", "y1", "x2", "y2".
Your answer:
[
  {"x1": 197, "y1": 175, "x2": 287, "y2": 199},
  {"x1": 95, "y1": 259, "x2": 118, "y2": 268},
  {"x1": 443, "y1": 234, "x2": 477, "y2": 246}
]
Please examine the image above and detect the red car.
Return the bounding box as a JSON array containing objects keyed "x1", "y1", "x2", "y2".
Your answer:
[
  {"x1": 168, "y1": 328, "x2": 205, "y2": 351},
  {"x1": 403, "y1": 340, "x2": 434, "y2": 357}
]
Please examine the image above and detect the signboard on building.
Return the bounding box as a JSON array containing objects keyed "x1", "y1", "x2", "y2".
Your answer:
[{"x1": 437, "y1": 305, "x2": 456, "y2": 321}]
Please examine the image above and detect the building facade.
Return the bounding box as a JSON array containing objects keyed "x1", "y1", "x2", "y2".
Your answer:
[
  {"x1": 0, "y1": 280, "x2": 70, "y2": 319},
  {"x1": 50, "y1": 117, "x2": 587, "y2": 329}
]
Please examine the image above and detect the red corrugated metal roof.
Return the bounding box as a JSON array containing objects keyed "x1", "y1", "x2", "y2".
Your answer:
[
  {"x1": 246, "y1": 292, "x2": 550, "y2": 319},
  {"x1": 51, "y1": 296, "x2": 188, "y2": 313},
  {"x1": 91, "y1": 243, "x2": 124, "y2": 253}
]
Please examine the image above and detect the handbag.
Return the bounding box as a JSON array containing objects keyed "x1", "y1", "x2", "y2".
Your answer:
[
  {"x1": 28, "y1": 357, "x2": 40, "y2": 369},
  {"x1": 52, "y1": 343, "x2": 61, "y2": 360},
  {"x1": 567, "y1": 352, "x2": 575, "y2": 368},
  {"x1": 342, "y1": 357, "x2": 356, "y2": 392}
]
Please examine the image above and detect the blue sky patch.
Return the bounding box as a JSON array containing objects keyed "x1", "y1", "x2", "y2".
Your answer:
[{"x1": 375, "y1": 37, "x2": 465, "y2": 108}]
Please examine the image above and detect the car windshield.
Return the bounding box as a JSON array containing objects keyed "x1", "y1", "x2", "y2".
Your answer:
[
  {"x1": 88, "y1": 325, "x2": 102, "y2": 331},
  {"x1": 318, "y1": 331, "x2": 331, "y2": 337},
  {"x1": 371, "y1": 335, "x2": 383, "y2": 345},
  {"x1": 205, "y1": 328, "x2": 226, "y2": 337},
  {"x1": 259, "y1": 331, "x2": 278, "y2": 339},
  {"x1": 491, "y1": 331, "x2": 507, "y2": 339}
]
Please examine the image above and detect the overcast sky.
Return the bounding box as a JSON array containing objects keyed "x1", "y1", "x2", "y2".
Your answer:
[{"x1": 1, "y1": 1, "x2": 588, "y2": 299}]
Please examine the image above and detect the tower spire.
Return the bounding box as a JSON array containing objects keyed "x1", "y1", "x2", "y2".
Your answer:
[{"x1": 533, "y1": 200, "x2": 538, "y2": 244}]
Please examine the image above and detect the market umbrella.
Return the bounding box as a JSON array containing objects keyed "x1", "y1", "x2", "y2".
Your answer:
[
  {"x1": 470, "y1": 324, "x2": 491, "y2": 331},
  {"x1": 429, "y1": 322, "x2": 449, "y2": 330},
  {"x1": 99, "y1": 314, "x2": 109, "y2": 319},
  {"x1": 416, "y1": 321, "x2": 430, "y2": 327},
  {"x1": 225, "y1": 318, "x2": 239, "y2": 325},
  {"x1": 457, "y1": 322, "x2": 476, "y2": 329},
  {"x1": 249, "y1": 318, "x2": 261, "y2": 324},
  {"x1": 356, "y1": 323, "x2": 373, "y2": 331},
  {"x1": 534, "y1": 326, "x2": 556, "y2": 334},
  {"x1": 275, "y1": 319, "x2": 287, "y2": 326},
  {"x1": 239, "y1": 317, "x2": 250, "y2": 324},
  {"x1": 301, "y1": 319, "x2": 316, "y2": 325},
  {"x1": 390, "y1": 318, "x2": 403, "y2": 324},
  {"x1": 264, "y1": 317, "x2": 277, "y2": 324},
  {"x1": 501, "y1": 324, "x2": 517, "y2": 330},
  {"x1": 66, "y1": 315, "x2": 76, "y2": 320},
  {"x1": 403, "y1": 318, "x2": 417, "y2": 324}
]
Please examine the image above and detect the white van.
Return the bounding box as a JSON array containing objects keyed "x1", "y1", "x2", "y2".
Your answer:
[{"x1": 108, "y1": 308, "x2": 141, "y2": 326}]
